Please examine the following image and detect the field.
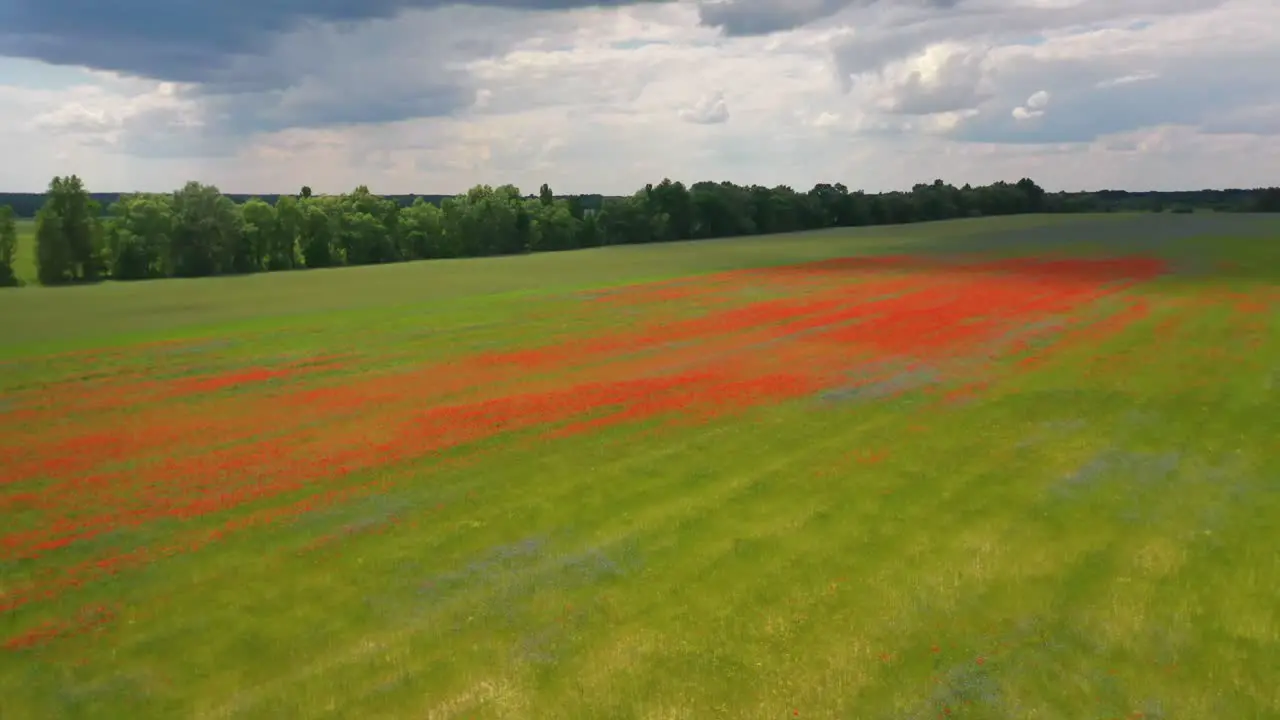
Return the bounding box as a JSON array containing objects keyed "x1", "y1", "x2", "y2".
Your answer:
[
  {"x1": 10, "y1": 219, "x2": 36, "y2": 287},
  {"x1": 1, "y1": 213, "x2": 1278, "y2": 719}
]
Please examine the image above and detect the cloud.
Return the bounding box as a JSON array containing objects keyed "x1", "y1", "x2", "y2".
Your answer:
[
  {"x1": 1095, "y1": 71, "x2": 1159, "y2": 88},
  {"x1": 1012, "y1": 90, "x2": 1050, "y2": 120},
  {"x1": 29, "y1": 102, "x2": 117, "y2": 134},
  {"x1": 812, "y1": 111, "x2": 841, "y2": 127},
  {"x1": 831, "y1": 0, "x2": 1229, "y2": 87},
  {"x1": 944, "y1": 1, "x2": 1280, "y2": 144},
  {"x1": 679, "y1": 91, "x2": 731, "y2": 123},
  {"x1": 874, "y1": 43, "x2": 992, "y2": 115},
  {"x1": 698, "y1": 0, "x2": 859, "y2": 35},
  {"x1": 1199, "y1": 101, "x2": 1280, "y2": 136},
  {"x1": 0, "y1": 2, "x2": 664, "y2": 145},
  {"x1": 697, "y1": 0, "x2": 962, "y2": 36},
  {"x1": 2, "y1": 0, "x2": 1279, "y2": 196},
  {"x1": 0, "y1": 0, "x2": 665, "y2": 83}
]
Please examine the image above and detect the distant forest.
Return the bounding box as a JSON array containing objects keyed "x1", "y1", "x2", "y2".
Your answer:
[
  {"x1": 2, "y1": 176, "x2": 1278, "y2": 287},
  {"x1": 5, "y1": 186, "x2": 1280, "y2": 219},
  {"x1": 0, "y1": 193, "x2": 490, "y2": 219}
]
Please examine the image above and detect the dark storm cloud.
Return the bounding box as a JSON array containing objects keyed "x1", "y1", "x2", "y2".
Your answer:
[
  {"x1": 0, "y1": 1, "x2": 671, "y2": 139},
  {"x1": 211, "y1": 82, "x2": 476, "y2": 135},
  {"x1": 0, "y1": 0, "x2": 663, "y2": 82},
  {"x1": 697, "y1": 0, "x2": 961, "y2": 37}
]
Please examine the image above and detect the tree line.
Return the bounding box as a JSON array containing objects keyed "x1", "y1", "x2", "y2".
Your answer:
[
  {"x1": 3, "y1": 185, "x2": 1279, "y2": 221},
  {"x1": 1, "y1": 176, "x2": 1277, "y2": 287}
]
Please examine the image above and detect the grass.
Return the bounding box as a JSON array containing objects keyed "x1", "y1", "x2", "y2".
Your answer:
[
  {"x1": 11, "y1": 218, "x2": 36, "y2": 287},
  {"x1": 1, "y1": 213, "x2": 1279, "y2": 719},
  {"x1": 0, "y1": 214, "x2": 1074, "y2": 352}
]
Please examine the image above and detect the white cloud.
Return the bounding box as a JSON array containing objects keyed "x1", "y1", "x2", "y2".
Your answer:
[
  {"x1": 873, "y1": 43, "x2": 993, "y2": 116},
  {"x1": 29, "y1": 103, "x2": 119, "y2": 134},
  {"x1": 0, "y1": 0, "x2": 1278, "y2": 195},
  {"x1": 812, "y1": 111, "x2": 841, "y2": 127},
  {"x1": 679, "y1": 91, "x2": 731, "y2": 124},
  {"x1": 1012, "y1": 89, "x2": 1050, "y2": 120},
  {"x1": 1096, "y1": 71, "x2": 1159, "y2": 88}
]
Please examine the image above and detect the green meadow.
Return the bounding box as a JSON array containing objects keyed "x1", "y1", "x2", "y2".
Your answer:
[
  {"x1": 1, "y1": 213, "x2": 1278, "y2": 720},
  {"x1": 10, "y1": 218, "x2": 36, "y2": 288}
]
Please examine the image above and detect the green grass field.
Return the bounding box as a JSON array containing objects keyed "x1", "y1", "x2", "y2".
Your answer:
[
  {"x1": 1, "y1": 214, "x2": 1278, "y2": 719},
  {"x1": 10, "y1": 218, "x2": 36, "y2": 287}
]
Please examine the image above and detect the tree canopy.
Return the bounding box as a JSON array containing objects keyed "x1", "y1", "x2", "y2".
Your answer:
[
  {"x1": 0, "y1": 175, "x2": 1276, "y2": 287},
  {"x1": 0, "y1": 205, "x2": 17, "y2": 287}
]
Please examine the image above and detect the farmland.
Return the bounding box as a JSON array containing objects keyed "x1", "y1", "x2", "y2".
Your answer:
[
  {"x1": 10, "y1": 219, "x2": 35, "y2": 287},
  {"x1": 1, "y1": 213, "x2": 1279, "y2": 719}
]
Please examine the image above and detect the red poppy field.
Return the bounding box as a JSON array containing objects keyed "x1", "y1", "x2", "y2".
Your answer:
[{"x1": 2, "y1": 215, "x2": 1279, "y2": 719}]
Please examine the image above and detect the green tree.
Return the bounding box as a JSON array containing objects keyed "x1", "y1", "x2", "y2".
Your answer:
[
  {"x1": 7, "y1": 173, "x2": 1098, "y2": 286},
  {"x1": 602, "y1": 191, "x2": 674, "y2": 245},
  {"x1": 104, "y1": 194, "x2": 174, "y2": 280},
  {"x1": 339, "y1": 211, "x2": 386, "y2": 265},
  {"x1": 0, "y1": 205, "x2": 17, "y2": 286},
  {"x1": 169, "y1": 182, "x2": 243, "y2": 277},
  {"x1": 807, "y1": 183, "x2": 851, "y2": 227},
  {"x1": 271, "y1": 195, "x2": 302, "y2": 270},
  {"x1": 239, "y1": 198, "x2": 277, "y2": 273},
  {"x1": 1254, "y1": 188, "x2": 1280, "y2": 212},
  {"x1": 299, "y1": 200, "x2": 336, "y2": 268},
  {"x1": 647, "y1": 179, "x2": 693, "y2": 241},
  {"x1": 400, "y1": 198, "x2": 446, "y2": 259},
  {"x1": 441, "y1": 185, "x2": 523, "y2": 257},
  {"x1": 495, "y1": 185, "x2": 531, "y2": 255},
  {"x1": 911, "y1": 180, "x2": 959, "y2": 221},
  {"x1": 527, "y1": 198, "x2": 581, "y2": 253},
  {"x1": 335, "y1": 186, "x2": 400, "y2": 265},
  {"x1": 689, "y1": 182, "x2": 754, "y2": 239},
  {"x1": 575, "y1": 209, "x2": 602, "y2": 249},
  {"x1": 36, "y1": 175, "x2": 101, "y2": 285},
  {"x1": 35, "y1": 204, "x2": 70, "y2": 285},
  {"x1": 1016, "y1": 178, "x2": 1046, "y2": 212}
]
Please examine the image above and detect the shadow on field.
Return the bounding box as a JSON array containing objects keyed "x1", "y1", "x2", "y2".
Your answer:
[{"x1": 892, "y1": 213, "x2": 1280, "y2": 284}]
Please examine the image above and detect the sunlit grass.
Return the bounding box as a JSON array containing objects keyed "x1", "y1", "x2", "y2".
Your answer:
[{"x1": 1, "y1": 213, "x2": 1278, "y2": 719}]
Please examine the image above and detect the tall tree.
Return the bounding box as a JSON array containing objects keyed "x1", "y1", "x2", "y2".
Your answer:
[
  {"x1": 1254, "y1": 188, "x2": 1280, "y2": 212},
  {"x1": 648, "y1": 179, "x2": 693, "y2": 241},
  {"x1": 270, "y1": 195, "x2": 302, "y2": 270},
  {"x1": 35, "y1": 203, "x2": 70, "y2": 285},
  {"x1": 104, "y1": 194, "x2": 174, "y2": 280},
  {"x1": 399, "y1": 198, "x2": 446, "y2": 259},
  {"x1": 12, "y1": 172, "x2": 1191, "y2": 286},
  {"x1": 299, "y1": 200, "x2": 336, "y2": 268},
  {"x1": 239, "y1": 198, "x2": 277, "y2": 273},
  {"x1": 169, "y1": 181, "x2": 243, "y2": 277},
  {"x1": 0, "y1": 205, "x2": 17, "y2": 286},
  {"x1": 527, "y1": 198, "x2": 581, "y2": 253},
  {"x1": 36, "y1": 175, "x2": 100, "y2": 285},
  {"x1": 335, "y1": 186, "x2": 400, "y2": 265}
]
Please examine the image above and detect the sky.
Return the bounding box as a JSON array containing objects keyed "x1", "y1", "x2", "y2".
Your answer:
[{"x1": 0, "y1": 0, "x2": 1277, "y2": 195}]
